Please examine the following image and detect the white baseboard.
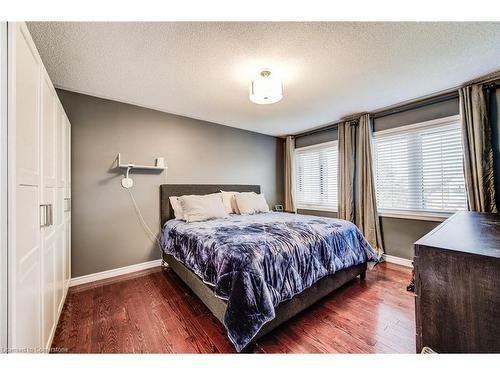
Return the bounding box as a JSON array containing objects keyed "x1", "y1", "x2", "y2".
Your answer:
[
  {"x1": 382, "y1": 254, "x2": 413, "y2": 268},
  {"x1": 69, "y1": 259, "x2": 162, "y2": 287}
]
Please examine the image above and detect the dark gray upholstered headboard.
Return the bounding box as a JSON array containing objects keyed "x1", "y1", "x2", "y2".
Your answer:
[{"x1": 160, "y1": 184, "x2": 261, "y2": 226}]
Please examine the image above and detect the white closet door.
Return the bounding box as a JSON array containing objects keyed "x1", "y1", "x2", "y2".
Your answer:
[
  {"x1": 9, "y1": 22, "x2": 42, "y2": 350},
  {"x1": 0, "y1": 21, "x2": 8, "y2": 352},
  {"x1": 41, "y1": 72, "x2": 57, "y2": 188},
  {"x1": 40, "y1": 67, "x2": 59, "y2": 347},
  {"x1": 41, "y1": 164, "x2": 57, "y2": 346},
  {"x1": 63, "y1": 116, "x2": 71, "y2": 286},
  {"x1": 56, "y1": 103, "x2": 64, "y2": 188},
  {"x1": 64, "y1": 115, "x2": 71, "y2": 196},
  {"x1": 55, "y1": 105, "x2": 66, "y2": 314},
  {"x1": 54, "y1": 186, "x2": 65, "y2": 315},
  {"x1": 41, "y1": 186, "x2": 56, "y2": 347},
  {"x1": 64, "y1": 216, "x2": 71, "y2": 286}
]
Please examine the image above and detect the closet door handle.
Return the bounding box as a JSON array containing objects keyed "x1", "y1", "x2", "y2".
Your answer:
[
  {"x1": 48, "y1": 204, "x2": 53, "y2": 226},
  {"x1": 40, "y1": 204, "x2": 54, "y2": 227},
  {"x1": 64, "y1": 198, "x2": 71, "y2": 212},
  {"x1": 40, "y1": 204, "x2": 50, "y2": 227}
]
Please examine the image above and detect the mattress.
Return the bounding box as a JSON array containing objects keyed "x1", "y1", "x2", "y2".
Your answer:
[{"x1": 160, "y1": 212, "x2": 377, "y2": 351}]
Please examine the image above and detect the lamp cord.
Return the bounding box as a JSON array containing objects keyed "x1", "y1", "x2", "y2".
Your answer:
[{"x1": 126, "y1": 187, "x2": 162, "y2": 249}]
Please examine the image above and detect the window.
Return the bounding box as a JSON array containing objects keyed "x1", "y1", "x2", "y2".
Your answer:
[
  {"x1": 295, "y1": 141, "x2": 338, "y2": 211},
  {"x1": 373, "y1": 115, "x2": 467, "y2": 216}
]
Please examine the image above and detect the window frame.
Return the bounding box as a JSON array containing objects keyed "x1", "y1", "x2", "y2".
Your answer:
[
  {"x1": 294, "y1": 140, "x2": 339, "y2": 213},
  {"x1": 373, "y1": 114, "x2": 465, "y2": 221}
]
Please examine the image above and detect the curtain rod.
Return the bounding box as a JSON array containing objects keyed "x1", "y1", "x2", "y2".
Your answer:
[
  {"x1": 294, "y1": 87, "x2": 459, "y2": 139},
  {"x1": 483, "y1": 81, "x2": 499, "y2": 89}
]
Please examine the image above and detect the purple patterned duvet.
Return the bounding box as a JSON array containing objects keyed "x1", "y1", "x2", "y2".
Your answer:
[{"x1": 160, "y1": 212, "x2": 377, "y2": 351}]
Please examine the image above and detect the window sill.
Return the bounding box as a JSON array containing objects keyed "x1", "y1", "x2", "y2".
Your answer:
[
  {"x1": 296, "y1": 206, "x2": 338, "y2": 213},
  {"x1": 378, "y1": 210, "x2": 454, "y2": 222}
]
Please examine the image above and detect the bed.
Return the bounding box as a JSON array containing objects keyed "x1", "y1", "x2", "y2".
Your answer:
[{"x1": 159, "y1": 184, "x2": 377, "y2": 352}]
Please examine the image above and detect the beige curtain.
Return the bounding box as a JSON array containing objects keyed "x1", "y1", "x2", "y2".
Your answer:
[
  {"x1": 284, "y1": 136, "x2": 296, "y2": 212},
  {"x1": 355, "y1": 114, "x2": 384, "y2": 256},
  {"x1": 459, "y1": 85, "x2": 497, "y2": 213},
  {"x1": 338, "y1": 120, "x2": 356, "y2": 222},
  {"x1": 338, "y1": 115, "x2": 384, "y2": 256}
]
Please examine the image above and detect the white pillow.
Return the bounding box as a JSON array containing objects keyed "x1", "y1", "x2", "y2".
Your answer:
[
  {"x1": 169, "y1": 196, "x2": 184, "y2": 220},
  {"x1": 179, "y1": 193, "x2": 228, "y2": 223},
  {"x1": 234, "y1": 192, "x2": 270, "y2": 215},
  {"x1": 220, "y1": 191, "x2": 240, "y2": 214}
]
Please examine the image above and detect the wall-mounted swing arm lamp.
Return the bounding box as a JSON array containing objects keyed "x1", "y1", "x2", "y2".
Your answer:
[{"x1": 122, "y1": 165, "x2": 134, "y2": 189}]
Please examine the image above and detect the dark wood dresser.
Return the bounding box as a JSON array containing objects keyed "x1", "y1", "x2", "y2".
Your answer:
[{"x1": 414, "y1": 211, "x2": 500, "y2": 353}]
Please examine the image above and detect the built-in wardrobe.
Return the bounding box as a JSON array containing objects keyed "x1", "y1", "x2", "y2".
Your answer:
[{"x1": 7, "y1": 22, "x2": 71, "y2": 351}]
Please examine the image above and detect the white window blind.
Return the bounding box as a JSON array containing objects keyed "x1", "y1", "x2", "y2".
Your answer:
[
  {"x1": 373, "y1": 116, "x2": 467, "y2": 215},
  {"x1": 295, "y1": 141, "x2": 338, "y2": 211}
]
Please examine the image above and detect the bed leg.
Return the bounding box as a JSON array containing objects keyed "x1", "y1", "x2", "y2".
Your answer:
[
  {"x1": 161, "y1": 258, "x2": 168, "y2": 270},
  {"x1": 359, "y1": 271, "x2": 366, "y2": 280}
]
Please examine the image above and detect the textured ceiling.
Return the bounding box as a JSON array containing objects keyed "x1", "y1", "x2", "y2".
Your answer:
[{"x1": 27, "y1": 22, "x2": 500, "y2": 136}]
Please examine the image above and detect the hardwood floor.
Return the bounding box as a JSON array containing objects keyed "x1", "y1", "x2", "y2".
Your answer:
[{"x1": 51, "y1": 262, "x2": 415, "y2": 353}]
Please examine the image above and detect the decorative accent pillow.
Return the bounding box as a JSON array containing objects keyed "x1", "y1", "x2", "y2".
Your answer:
[
  {"x1": 234, "y1": 192, "x2": 270, "y2": 215},
  {"x1": 169, "y1": 196, "x2": 184, "y2": 220},
  {"x1": 179, "y1": 193, "x2": 228, "y2": 223},
  {"x1": 220, "y1": 191, "x2": 241, "y2": 214}
]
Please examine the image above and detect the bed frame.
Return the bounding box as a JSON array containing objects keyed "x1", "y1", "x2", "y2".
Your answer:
[{"x1": 159, "y1": 184, "x2": 367, "y2": 349}]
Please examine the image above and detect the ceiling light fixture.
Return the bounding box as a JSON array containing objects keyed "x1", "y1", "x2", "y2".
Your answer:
[{"x1": 249, "y1": 70, "x2": 283, "y2": 104}]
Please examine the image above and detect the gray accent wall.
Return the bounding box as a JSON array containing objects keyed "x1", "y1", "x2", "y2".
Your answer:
[
  {"x1": 378, "y1": 217, "x2": 440, "y2": 259},
  {"x1": 295, "y1": 97, "x2": 460, "y2": 260},
  {"x1": 57, "y1": 90, "x2": 284, "y2": 277}
]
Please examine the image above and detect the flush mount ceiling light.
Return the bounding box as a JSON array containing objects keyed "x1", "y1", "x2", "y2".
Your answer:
[{"x1": 249, "y1": 70, "x2": 283, "y2": 104}]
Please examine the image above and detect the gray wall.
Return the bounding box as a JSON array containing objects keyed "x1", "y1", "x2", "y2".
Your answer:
[
  {"x1": 58, "y1": 90, "x2": 284, "y2": 277},
  {"x1": 295, "y1": 97, "x2": 460, "y2": 260}
]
